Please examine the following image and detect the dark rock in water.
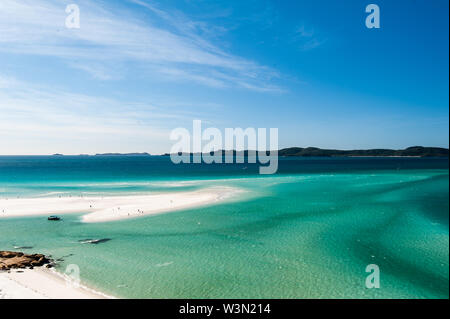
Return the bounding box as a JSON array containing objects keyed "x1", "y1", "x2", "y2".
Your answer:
[
  {"x1": 78, "y1": 238, "x2": 111, "y2": 245},
  {"x1": 0, "y1": 251, "x2": 20, "y2": 258},
  {"x1": 0, "y1": 251, "x2": 52, "y2": 271},
  {"x1": 48, "y1": 216, "x2": 61, "y2": 221}
]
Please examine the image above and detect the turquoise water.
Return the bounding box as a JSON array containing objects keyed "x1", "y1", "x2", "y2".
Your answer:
[{"x1": 0, "y1": 156, "x2": 448, "y2": 298}]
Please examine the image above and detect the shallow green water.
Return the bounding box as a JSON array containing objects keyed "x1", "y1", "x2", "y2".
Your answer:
[{"x1": 0, "y1": 157, "x2": 448, "y2": 298}]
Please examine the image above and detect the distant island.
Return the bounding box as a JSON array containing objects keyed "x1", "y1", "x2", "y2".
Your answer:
[
  {"x1": 50, "y1": 147, "x2": 448, "y2": 158},
  {"x1": 94, "y1": 153, "x2": 151, "y2": 156},
  {"x1": 52, "y1": 153, "x2": 151, "y2": 156},
  {"x1": 278, "y1": 146, "x2": 449, "y2": 157},
  {"x1": 162, "y1": 146, "x2": 449, "y2": 157}
]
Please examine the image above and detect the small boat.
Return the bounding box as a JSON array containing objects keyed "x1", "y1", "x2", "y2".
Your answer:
[{"x1": 47, "y1": 216, "x2": 61, "y2": 221}]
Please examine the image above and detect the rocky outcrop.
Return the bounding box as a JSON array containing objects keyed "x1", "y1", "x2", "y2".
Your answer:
[{"x1": 0, "y1": 251, "x2": 52, "y2": 271}]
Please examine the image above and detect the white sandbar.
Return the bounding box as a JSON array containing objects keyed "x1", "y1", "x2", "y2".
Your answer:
[{"x1": 0, "y1": 186, "x2": 242, "y2": 223}]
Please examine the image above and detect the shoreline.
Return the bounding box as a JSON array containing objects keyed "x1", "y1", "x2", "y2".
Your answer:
[
  {"x1": 0, "y1": 186, "x2": 243, "y2": 223},
  {"x1": 0, "y1": 267, "x2": 112, "y2": 299},
  {"x1": 0, "y1": 186, "x2": 245, "y2": 298}
]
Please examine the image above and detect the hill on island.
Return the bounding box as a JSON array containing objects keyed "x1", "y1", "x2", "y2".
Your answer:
[
  {"x1": 163, "y1": 146, "x2": 449, "y2": 157},
  {"x1": 278, "y1": 146, "x2": 449, "y2": 157}
]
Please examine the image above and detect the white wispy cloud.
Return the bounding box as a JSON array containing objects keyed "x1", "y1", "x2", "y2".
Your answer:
[
  {"x1": 0, "y1": 75, "x2": 20, "y2": 89},
  {"x1": 68, "y1": 62, "x2": 118, "y2": 81},
  {"x1": 0, "y1": 74, "x2": 216, "y2": 154},
  {"x1": 0, "y1": 0, "x2": 281, "y2": 91},
  {"x1": 293, "y1": 24, "x2": 327, "y2": 51}
]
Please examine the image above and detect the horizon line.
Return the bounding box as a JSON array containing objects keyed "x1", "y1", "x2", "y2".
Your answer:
[{"x1": 0, "y1": 145, "x2": 448, "y2": 157}]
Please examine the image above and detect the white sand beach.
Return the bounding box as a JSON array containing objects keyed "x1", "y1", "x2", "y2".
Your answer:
[
  {"x1": 0, "y1": 186, "x2": 242, "y2": 223},
  {"x1": 0, "y1": 186, "x2": 243, "y2": 298},
  {"x1": 0, "y1": 268, "x2": 109, "y2": 299}
]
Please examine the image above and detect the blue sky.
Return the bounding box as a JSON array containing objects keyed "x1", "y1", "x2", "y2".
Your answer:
[{"x1": 0, "y1": 0, "x2": 448, "y2": 154}]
